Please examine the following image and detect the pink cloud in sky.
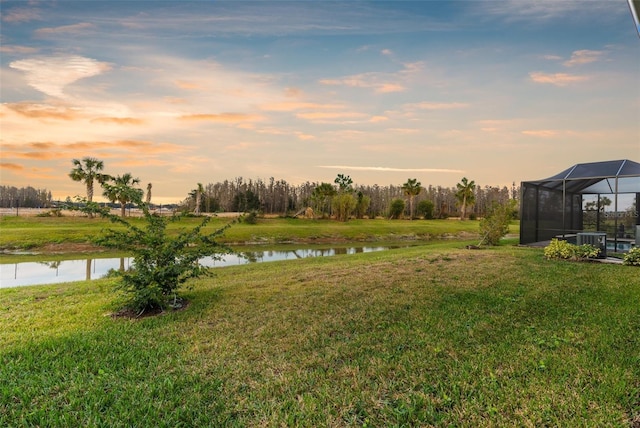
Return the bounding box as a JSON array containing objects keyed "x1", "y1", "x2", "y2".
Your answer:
[
  {"x1": 529, "y1": 72, "x2": 590, "y2": 86},
  {"x1": 34, "y1": 22, "x2": 94, "y2": 36},
  {"x1": 563, "y1": 49, "x2": 604, "y2": 67}
]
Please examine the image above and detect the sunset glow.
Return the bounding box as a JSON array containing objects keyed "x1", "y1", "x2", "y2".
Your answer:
[{"x1": 1, "y1": 1, "x2": 638, "y2": 204}]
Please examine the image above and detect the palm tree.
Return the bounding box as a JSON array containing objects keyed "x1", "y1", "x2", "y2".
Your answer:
[
  {"x1": 402, "y1": 178, "x2": 422, "y2": 220},
  {"x1": 311, "y1": 182, "x2": 337, "y2": 218},
  {"x1": 455, "y1": 177, "x2": 476, "y2": 220},
  {"x1": 68, "y1": 157, "x2": 110, "y2": 217},
  {"x1": 194, "y1": 183, "x2": 203, "y2": 215},
  {"x1": 146, "y1": 183, "x2": 152, "y2": 205},
  {"x1": 102, "y1": 173, "x2": 143, "y2": 218}
]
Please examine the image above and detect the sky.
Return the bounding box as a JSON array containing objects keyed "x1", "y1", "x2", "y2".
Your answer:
[{"x1": 1, "y1": 0, "x2": 639, "y2": 204}]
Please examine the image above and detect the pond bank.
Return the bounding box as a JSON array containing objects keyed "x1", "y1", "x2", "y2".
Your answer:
[{"x1": 1, "y1": 242, "x2": 429, "y2": 288}]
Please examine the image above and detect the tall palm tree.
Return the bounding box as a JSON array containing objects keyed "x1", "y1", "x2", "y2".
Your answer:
[
  {"x1": 311, "y1": 182, "x2": 337, "y2": 218},
  {"x1": 402, "y1": 178, "x2": 422, "y2": 220},
  {"x1": 68, "y1": 157, "x2": 110, "y2": 217},
  {"x1": 146, "y1": 183, "x2": 152, "y2": 205},
  {"x1": 103, "y1": 173, "x2": 142, "y2": 218},
  {"x1": 194, "y1": 183, "x2": 203, "y2": 215},
  {"x1": 455, "y1": 177, "x2": 476, "y2": 220}
]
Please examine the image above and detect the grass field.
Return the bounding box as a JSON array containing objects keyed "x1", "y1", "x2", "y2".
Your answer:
[
  {"x1": 0, "y1": 215, "x2": 484, "y2": 251},
  {"x1": 1, "y1": 239, "x2": 639, "y2": 426}
]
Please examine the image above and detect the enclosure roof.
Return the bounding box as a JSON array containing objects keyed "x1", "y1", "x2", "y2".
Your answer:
[{"x1": 522, "y1": 159, "x2": 640, "y2": 194}]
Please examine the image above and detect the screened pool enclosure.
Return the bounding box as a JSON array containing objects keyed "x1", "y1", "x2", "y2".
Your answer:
[{"x1": 520, "y1": 159, "x2": 640, "y2": 252}]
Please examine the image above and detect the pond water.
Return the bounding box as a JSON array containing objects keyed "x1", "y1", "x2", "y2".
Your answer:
[{"x1": 0, "y1": 245, "x2": 404, "y2": 288}]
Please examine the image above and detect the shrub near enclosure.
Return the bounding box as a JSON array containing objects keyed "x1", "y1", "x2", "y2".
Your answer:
[
  {"x1": 544, "y1": 238, "x2": 600, "y2": 261},
  {"x1": 623, "y1": 247, "x2": 640, "y2": 266},
  {"x1": 479, "y1": 200, "x2": 516, "y2": 246}
]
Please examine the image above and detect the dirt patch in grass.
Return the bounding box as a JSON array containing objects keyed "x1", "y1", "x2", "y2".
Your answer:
[
  {"x1": 1, "y1": 242, "x2": 107, "y2": 255},
  {"x1": 110, "y1": 298, "x2": 190, "y2": 320},
  {"x1": 39, "y1": 242, "x2": 107, "y2": 253}
]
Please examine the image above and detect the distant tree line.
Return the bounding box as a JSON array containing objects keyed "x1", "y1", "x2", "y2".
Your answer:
[
  {"x1": 2, "y1": 164, "x2": 518, "y2": 220},
  {"x1": 0, "y1": 186, "x2": 53, "y2": 208},
  {"x1": 181, "y1": 176, "x2": 518, "y2": 219}
]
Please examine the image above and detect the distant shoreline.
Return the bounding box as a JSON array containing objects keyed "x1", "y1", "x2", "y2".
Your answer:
[{"x1": 0, "y1": 208, "x2": 244, "y2": 218}]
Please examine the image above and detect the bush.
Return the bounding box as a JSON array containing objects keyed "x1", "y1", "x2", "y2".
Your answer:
[
  {"x1": 81, "y1": 196, "x2": 234, "y2": 315},
  {"x1": 354, "y1": 192, "x2": 371, "y2": 219},
  {"x1": 623, "y1": 247, "x2": 640, "y2": 266},
  {"x1": 388, "y1": 198, "x2": 405, "y2": 219},
  {"x1": 544, "y1": 238, "x2": 600, "y2": 261},
  {"x1": 573, "y1": 243, "x2": 601, "y2": 259},
  {"x1": 544, "y1": 239, "x2": 574, "y2": 259},
  {"x1": 417, "y1": 199, "x2": 435, "y2": 220},
  {"x1": 333, "y1": 192, "x2": 357, "y2": 222},
  {"x1": 479, "y1": 200, "x2": 516, "y2": 246},
  {"x1": 242, "y1": 210, "x2": 259, "y2": 224}
]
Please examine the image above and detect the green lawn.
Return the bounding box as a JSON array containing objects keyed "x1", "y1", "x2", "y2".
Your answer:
[{"x1": 1, "y1": 242, "x2": 638, "y2": 426}]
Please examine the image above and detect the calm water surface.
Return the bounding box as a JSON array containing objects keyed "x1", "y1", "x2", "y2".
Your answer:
[{"x1": 1, "y1": 245, "x2": 403, "y2": 288}]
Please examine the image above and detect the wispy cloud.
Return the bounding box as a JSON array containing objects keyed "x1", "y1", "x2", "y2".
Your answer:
[
  {"x1": 0, "y1": 45, "x2": 39, "y2": 54},
  {"x1": 35, "y1": 22, "x2": 94, "y2": 36},
  {"x1": 179, "y1": 113, "x2": 263, "y2": 123},
  {"x1": 9, "y1": 55, "x2": 111, "y2": 98},
  {"x1": 296, "y1": 111, "x2": 368, "y2": 121},
  {"x1": 0, "y1": 163, "x2": 56, "y2": 181},
  {"x1": 259, "y1": 102, "x2": 344, "y2": 112},
  {"x1": 521, "y1": 129, "x2": 559, "y2": 138},
  {"x1": 318, "y1": 165, "x2": 464, "y2": 173},
  {"x1": 400, "y1": 61, "x2": 426, "y2": 74},
  {"x1": 386, "y1": 128, "x2": 420, "y2": 134},
  {"x1": 529, "y1": 72, "x2": 589, "y2": 86},
  {"x1": 223, "y1": 142, "x2": 257, "y2": 151},
  {"x1": 320, "y1": 73, "x2": 406, "y2": 93},
  {"x1": 2, "y1": 140, "x2": 187, "y2": 162},
  {"x1": 477, "y1": 0, "x2": 621, "y2": 23},
  {"x1": 1, "y1": 7, "x2": 41, "y2": 23},
  {"x1": 318, "y1": 62, "x2": 425, "y2": 94},
  {"x1": 252, "y1": 127, "x2": 315, "y2": 141},
  {"x1": 5, "y1": 102, "x2": 81, "y2": 120},
  {"x1": 563, "y1": 50, "x2": 604, "y2": 67},
  {"x1": 114, "y1": 158, "x2": 170, "y2": 168},
  {"x1": 90, "y1": 117, "x2": 146, "y2": 126},
  {"x1": 377, "y1": 83, "x2": 405, "y2": 93},
  {"x1": 174, "y1": 80, "x2": 204, "y2": 90},
  {"x1": 296, "y1": 132, "x2": 315, "y2": 140},
  {"x1": 405, "y1": 102, "x2": 470, "y2": 110},
  {"x1": 110, "y1": 2, "x2": 452, "y2": 38},
  {"x1": 2, "y1": 149, "x2": 71, "y2": 160},
  {"x1": 0, "y1": 163, "x2": 25, "y2": 171}
]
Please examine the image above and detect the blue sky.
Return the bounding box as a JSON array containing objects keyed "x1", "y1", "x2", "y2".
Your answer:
[{"x1": 1, "y1": 0, "x2": 639, "y2": 203}]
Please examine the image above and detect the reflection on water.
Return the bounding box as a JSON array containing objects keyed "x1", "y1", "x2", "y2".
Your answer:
[
  {"x1": 1, "y1": 257, "x2": 134, "y2": 288},
  {"x1": 1, "y1": 245, "x2": 398, "y2": 288}
]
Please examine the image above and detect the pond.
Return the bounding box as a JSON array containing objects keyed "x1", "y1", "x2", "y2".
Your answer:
[{"x1": 0, "y1": 245, "x2": 407, "y2": 288}]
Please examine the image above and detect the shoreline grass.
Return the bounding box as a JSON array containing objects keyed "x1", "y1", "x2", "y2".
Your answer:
[
  {"x1": 1, "y1": 243, "x2": 638, "y2": 426},
  {"x1": 0, "y1": 215, "x2": 489, "y2": 252}
]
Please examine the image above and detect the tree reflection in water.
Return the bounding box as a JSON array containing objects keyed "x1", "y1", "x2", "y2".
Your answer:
[{"x1": 3, "y1": 244, "x2": 409, "y2": 288}]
